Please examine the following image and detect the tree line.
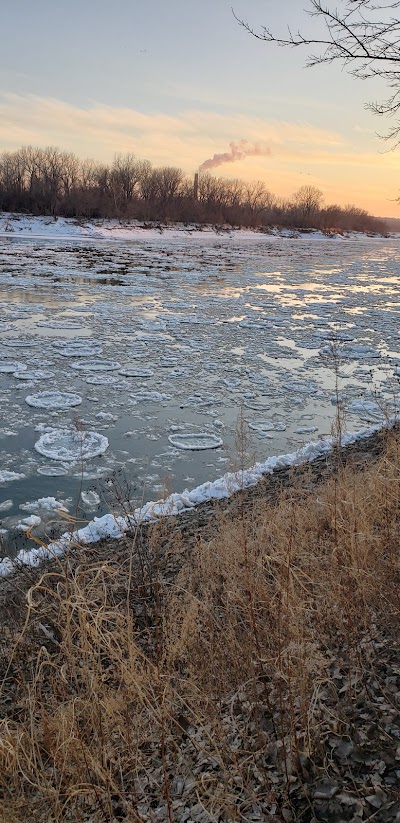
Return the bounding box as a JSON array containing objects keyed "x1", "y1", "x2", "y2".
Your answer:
[{"x1": 0, "y1": 145, "x2": 388, "y2": 234}]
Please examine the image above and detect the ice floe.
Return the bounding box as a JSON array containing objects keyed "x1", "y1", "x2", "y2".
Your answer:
[
  {"x1": 3, "y1": 339, "x2": 35, "y2": 348},
  {"x1": 17, "y1": 515, "x2": 41, "y2": 531},
  {"x1": 25, "y1": 391, "x2": 83, "y2": 409},
  {"x1": 0, "y1": 500, "x2": 13, "y2": 511},
  {"x1": 130, "y1": 391, "x2": 169, "y2": 402},
  {"x1": 347, "y1": 399, "x2": 386, "y2": 421},
  {"x1": 81, "y1": 490, "x2": 101, "y2": 509},
  {"x1": 0, "y1": 471, "x2": 25, "y2": 484},
  {"x1": 34, "y1": 429, "x2": 109, "y2": 461},
  {"x1": 36, "y1": 465, "x2": 69, "y2": 476},
  {"x1": 58, "y1": 345, "x2": 103, "y2": 357},
  {"x1": 70, "y1": 359, "x2": 121, "y2": 371},
  {"x1": 119, "y1": 367, "x2": 154, "y2": 378},
  {"x1": 84, "y1": 374, "x2": 119, "y2": 385},
  {"x1": 168, "y1": 433, "x2": 224, "y2": 450},
  {"x1": 248, "y1": 420, "x2": 287, "y2": 433},
  {"x1": 13, "y1": 370, "x2": 55, "y2": 380},
  {"x1": 0, "y1": 362, "x2": 27, "y2": 373},
  {"x1": 20, "y1": 497, "x2": 68, "y2": 512}
]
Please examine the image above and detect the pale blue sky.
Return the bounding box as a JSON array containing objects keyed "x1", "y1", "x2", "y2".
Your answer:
[{"x1": 1, "y1": 0, "x2": 399, "y2": 214}]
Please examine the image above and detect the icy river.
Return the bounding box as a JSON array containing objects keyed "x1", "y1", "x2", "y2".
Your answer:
[{"x1": 0, "y1": 221, "x2": 399, "y2": 555}]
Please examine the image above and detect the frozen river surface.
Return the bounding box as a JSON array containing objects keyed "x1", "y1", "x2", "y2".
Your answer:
[{"x1": 0, "y1": 227, "x2": 399, "y2": 552}]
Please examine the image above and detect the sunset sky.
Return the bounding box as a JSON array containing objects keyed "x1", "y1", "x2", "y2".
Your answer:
[{"x1": 1, "y1": 0, "x2": 400, "y2": 217}]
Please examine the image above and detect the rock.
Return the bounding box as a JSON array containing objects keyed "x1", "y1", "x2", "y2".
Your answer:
[{"x1": 314, "y1": 780, "x2": 339, "y2": 800}]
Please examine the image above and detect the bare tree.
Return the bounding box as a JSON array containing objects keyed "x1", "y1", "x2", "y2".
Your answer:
[
  {"x1": 245, "y1": 181, "x2": 275, "y2": 221},
  {"x1": 234, "y1": 1, "x2": 400, "y2": 144},
  {"x1": 294, "y1": 185, "x2": 324, "y2": 213},
  {"x1": 0, "y1": 143, "x2": 388, "y2": 231}
]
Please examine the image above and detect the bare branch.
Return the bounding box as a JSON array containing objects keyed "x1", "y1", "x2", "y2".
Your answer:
[{"x1": 233, "y1": 0, "x2": 400, "y2": 143}]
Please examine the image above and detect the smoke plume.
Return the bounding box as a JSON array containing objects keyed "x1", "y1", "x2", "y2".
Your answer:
[{"x1": 199, "y1": 139, "x2": 271, "y2": 172}]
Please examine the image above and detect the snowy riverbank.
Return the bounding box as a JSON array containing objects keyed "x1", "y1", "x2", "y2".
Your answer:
[{"x1": 0, "y1": 212, "x2": 391, "y2": 242}]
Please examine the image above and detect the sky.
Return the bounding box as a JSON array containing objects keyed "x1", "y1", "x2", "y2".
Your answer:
[{"x1": 1, "y1": 0, "x2": 400, "y2": 217}]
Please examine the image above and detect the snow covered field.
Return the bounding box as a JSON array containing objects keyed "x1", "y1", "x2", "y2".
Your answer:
[{"x1": 0, "y1": 215, "x2": 399, "y2": 559}]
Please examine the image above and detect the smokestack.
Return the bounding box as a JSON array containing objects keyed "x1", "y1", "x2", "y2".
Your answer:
[{"x1": 193, "y1": 172, "x2": 199, "y2": 200}]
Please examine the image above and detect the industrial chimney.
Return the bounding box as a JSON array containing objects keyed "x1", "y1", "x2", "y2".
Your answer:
[{"x1": 193, "y1": 172, "x2": 199, "y2": 201}]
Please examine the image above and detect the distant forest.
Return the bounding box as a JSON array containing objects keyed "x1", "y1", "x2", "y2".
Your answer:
[{"x1": 0, "y1": 145, "x2": 388, "y2": 234}]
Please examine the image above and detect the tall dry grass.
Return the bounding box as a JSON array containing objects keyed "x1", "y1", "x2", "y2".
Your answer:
[{"x1": 0, "y1": 430, "x2": 399, "y2": 821}]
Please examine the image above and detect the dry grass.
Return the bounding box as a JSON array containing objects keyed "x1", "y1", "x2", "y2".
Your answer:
[{"x1": 0, "y1": 431, "x2": 399, "y2": 822}]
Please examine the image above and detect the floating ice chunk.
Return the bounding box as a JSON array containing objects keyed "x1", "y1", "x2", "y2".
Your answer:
[
  {"x1": 295, "y1": 426, "x2": 319, "y2": 434},
  {"x1": 3, "y1": 339, "x2": 35, "y2": 348},
  {"x1": 283, "y1": 380, "x2": 319, "y2": 394},
  {"x1": 95, "y1": 412, "x2": 118, "y2": 422},
  {"x1": 35, "y1": 429, "x2": 109, "y2": 461},
  {"x1": 0, "y1": 470, "x2": 25, "y2": 483},
  {"x1": 80, "y1": 490, "x2": 101, "y2": 508},
  {"x1": 347, "y1": 399, "x2": 385, "y2": 421},
  {"x1": 248, "y1": 419, "x2": 274, "y2": 432},
  {"x1": 222, "y1": 377, "x2": 241, "y2": 389},
  {"x1": 37, "y1": 320, "x2": 84, "y2": 329},
  {"x1": 25, "y1": 391, "x2": 83, "y2": 409},
  {"x1": 37, "y1": 465, "x2": 69, "y2": 476},
  {"x1": 70, "y1": 359, "x2": 121, "y2": 371},
  {"x1": 130, "y1": 391, "x2": 169, "y2": 402},
  {"x1": 84, "y1": 374, "x2": 119, "y2": 385},
  {"x1": 0, "y1": 362, "x2": 27, "y2": 373},
  {"x1": 184, "y1": 394, "x2": 220, "y2": 408},
  {"x1": 53, "y1": 338, "x2": 92, "y2": 349},
  {"x1": 136, "y1": 332, "x2": 170, "y2": 342},
  {"x1": 17, "y1": 514, "x2": 42, "y2": 531},
  {"x1": 321, "y1": 343, "x2": 380, "y2": 360},
  {"x1": 58, "y1": 345, "x2": 103, "y2": 357},
  {"x1": 159, "y1": 357, "x2": 179, "y2": 367},
  {"x1": 13, "y1": 370, "x2": 55, "y2": 380},
  {"x1": 140, "y1": 320, "x2": 167, "y2": 332},
  {"x1": 168, "y1": 433, "x2": 223, "y2": 450},
  {"x1": 20, "y1": 497, "x2": 68, "y2": 512},
  {"x1": 119, "y1": 367, "x2": 154, "y2": 378},
  {"x1": 0, "y1": 499, "x2": 12, "y2": 511},
  {"x1": 248, "y1": 419, "x2": 287, "y2": 433},
  {"x1": 169, "y1": 367, "x2": 188, "y2": 378},
  {"x1": 243, "y1": 397, "x2": 272, "y2": 411}
]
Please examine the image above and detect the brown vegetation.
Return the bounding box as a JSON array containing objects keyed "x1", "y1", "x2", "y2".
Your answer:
[
  {"x1": 0, "y1": 428, "x2": 399, "y2": 821},
  {"x1": 0, "y1": 145, "x2": 388, "y2": 233}
]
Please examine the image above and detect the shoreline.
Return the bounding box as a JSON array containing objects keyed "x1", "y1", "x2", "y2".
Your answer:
[
  {"x1": 0, "y1": 212, "x2": 394, "y2": 242},
  {"x1": 0, "y1": 422, "x2": 392, "y2": 587}
]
